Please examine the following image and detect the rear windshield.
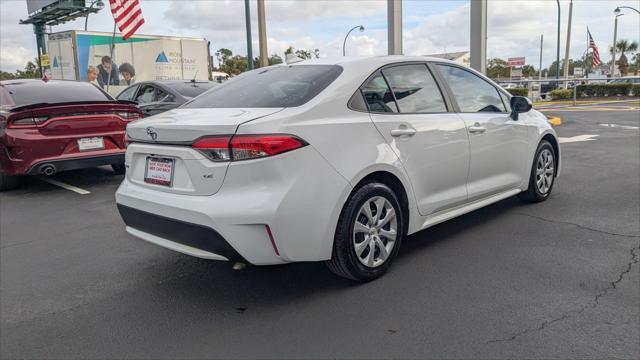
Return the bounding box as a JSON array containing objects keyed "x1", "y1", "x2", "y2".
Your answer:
[
  {"x1": 1, "y1": 81, "x2": 112, "y2": 107},
  {"x1": 166, "y1": 82, "x2": 217, "y2": 98},
  {"x1": 184, "y1": 65, "x2": 343, "y2": 108}
]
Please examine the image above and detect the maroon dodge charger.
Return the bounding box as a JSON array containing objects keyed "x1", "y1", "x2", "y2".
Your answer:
[{"x1": 0, "y1": 79, "x2": 143, "y2": 190}]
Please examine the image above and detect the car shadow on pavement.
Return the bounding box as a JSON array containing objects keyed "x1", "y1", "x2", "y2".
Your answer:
[{"x1": 136, "y1": 196, "x2": 525, "y2": 314}]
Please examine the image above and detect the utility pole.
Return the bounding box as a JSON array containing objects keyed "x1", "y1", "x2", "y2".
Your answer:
[
  {"x1": 563, "y1": 0, "x2": 573, "y2": 85},
  {"x1": 387, "y1": 0, "x2": 402, "y2": 55},
  {"x1": 470, "y1": 0, "x2": 487, "y2": 74},
  {"x1": 257, "y1": 0, "x2": 268, "y2": 67},
  {"x1": 539, "y1": 34, "x2": 544, "y2": 83},
  {"x1": 244, "y1": 0, "x2": 253, "y2": 70}
]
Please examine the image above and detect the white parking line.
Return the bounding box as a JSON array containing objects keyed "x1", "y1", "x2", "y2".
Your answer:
[
  {"x1": 599, "y1": 123, "x2": 640, "y2": 130},
  {"x1": 38, "y1": 177, "x2": 91, "y2": 195},
  {"x1": 558, "y1": 134, "x2": 599, "y2": 144}
]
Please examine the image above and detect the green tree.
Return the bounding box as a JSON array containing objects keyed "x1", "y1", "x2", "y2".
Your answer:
[
  {"x1": 1, "y1": 58, "x2": 41, "y2": 80},
  {"x1": 486, "y1": 58, "x2": 510, "y2": 79},
  {"x1": 521, "y1": 64, "x2": 537, "y2": 78},
  {"x1": 215, "y1": 48, "x2": 233, "y2": 68},
  {"x1": 610, "y1": 40, "x2": 638, "y2": 76}
]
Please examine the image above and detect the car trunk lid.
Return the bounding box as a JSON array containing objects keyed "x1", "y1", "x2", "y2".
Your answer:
[
  {"x1": 124, "y1": 107, "x2": 284, "y2": 196},
  {"x1": 126, "y1": 108, "x2": 284, "y2": 143}
]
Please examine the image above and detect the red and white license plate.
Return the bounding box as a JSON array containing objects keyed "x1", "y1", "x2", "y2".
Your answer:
[
  {"x1": 144, "y1": 157, "x2": 174, "y2": 187},
  {"x1": 77, "y1": 137, "x2": 104, "y2": 151}
]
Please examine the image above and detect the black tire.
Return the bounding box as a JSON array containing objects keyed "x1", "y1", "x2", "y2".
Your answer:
[
  {"x1": 0, "y1": 173, "x2": 21, "y2": 191},
  {"x1": 111, "y1": 163, "x2": 126, "y2": 175},
  {"x1": 518, "y1": 140, "x2": 556, "y2": 203},
  {"x1": 325, "y1": 182, "x2": 405, "y2": 282}
]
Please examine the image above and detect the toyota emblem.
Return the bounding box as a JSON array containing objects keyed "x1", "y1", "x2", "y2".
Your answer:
[{"x1": 146, "y1": 127, "x2": 158, "y2": 141}]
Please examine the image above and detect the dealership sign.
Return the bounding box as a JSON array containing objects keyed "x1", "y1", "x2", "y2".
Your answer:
[{"x1": 508, "y1": 57, "x2": 526, "y2": 67}]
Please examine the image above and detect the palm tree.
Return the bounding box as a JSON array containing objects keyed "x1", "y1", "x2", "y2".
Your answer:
[
  {"x1": 611, "y1": 40, "x2": 639, "y2": 76},
  {"x1": 631, "y1": 53, "x2": 640, "y2": 75}
]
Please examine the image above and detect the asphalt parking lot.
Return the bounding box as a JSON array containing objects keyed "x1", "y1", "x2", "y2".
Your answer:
[{"x1": 1, "y1": 101, "x2": 639, "y2": 359}]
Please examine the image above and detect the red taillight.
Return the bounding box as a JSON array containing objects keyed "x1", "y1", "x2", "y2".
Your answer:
[
  {"x1": 192, "y1": 134, "x2": 307, "y2": 162},
  {"x1": 230, "y1": 135, "x2": 307, "y2": 161},
  {"x1": 8, "y1": 116, "x2": 48, "y2": 128},
  {"x1": 116, "y1": 111, "x2": 142, "y2": 121},
  {"x1": 192, "y1": 135, "x2": 232, "y2": 161}
]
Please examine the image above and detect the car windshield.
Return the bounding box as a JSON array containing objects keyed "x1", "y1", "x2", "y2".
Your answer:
[
  {"x1": 166, "y1": 82, "x2": 217, "y2": 98},
  {"x1": 183, "y1": 65, "x2": 343, "y2": 108},
  {"x1": 1, "y1": 81, "x2": 112, "y2": 107}
]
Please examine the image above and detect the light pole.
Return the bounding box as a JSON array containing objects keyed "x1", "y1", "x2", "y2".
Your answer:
[
  {"x1": 244, "y1": 0, "x2": 253, "y2": 70},
  {"x1": 615, "y1": 6, "x2": 640, "y2": 14},
  {"x1": 611, "y1": 8, "x2": 625, "y2": 77},
  {"x1": 342, "y1": 25, "x2": 364, "y2": 56},
  {"x1": 84, "y1": 0, "x2": 105, "y2": 31}
]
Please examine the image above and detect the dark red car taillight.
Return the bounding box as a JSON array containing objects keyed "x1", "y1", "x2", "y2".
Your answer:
[
  {"x1": 8, "y1": 116, "x2": 48, "y2": 128},
  {"x1": 192, "y1": 134, "x2": 308, "y2": 162}
]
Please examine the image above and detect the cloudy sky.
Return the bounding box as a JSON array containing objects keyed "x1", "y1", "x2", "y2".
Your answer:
[{"x1": 1, "y1": 0, "x2": 639, "y2": 72}]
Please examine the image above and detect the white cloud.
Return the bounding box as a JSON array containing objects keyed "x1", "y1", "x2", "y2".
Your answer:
[{"x1": 0, "y1": 1, "x2": 37, "y2": 72}]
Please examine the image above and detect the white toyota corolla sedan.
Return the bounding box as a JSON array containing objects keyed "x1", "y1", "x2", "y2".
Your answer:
[{"x1": 116, "y1": 56, "x2": 560, "y2": 281}]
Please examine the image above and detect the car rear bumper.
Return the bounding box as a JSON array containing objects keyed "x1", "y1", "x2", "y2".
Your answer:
[
  {"x1": 115, "y1": 146, "x2": 351, "y2": 265},
  {"x1": 117, "y1": 204, "x2": 246, "y2": 262},
  {"x1": 25, "y1": 153, "x2": 124, "y2": 175}
]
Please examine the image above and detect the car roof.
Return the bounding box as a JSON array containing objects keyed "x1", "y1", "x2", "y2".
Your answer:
[
  {"x1": 0, "y1": 79, "x2": 93, "y2": 86},
  {"x1": 286, "y1": 55, "x2": 458, "y2": 67}
]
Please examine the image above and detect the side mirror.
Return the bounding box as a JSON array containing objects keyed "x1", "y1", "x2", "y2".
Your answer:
[{"x1": 510, "y1": 96, "x2": 532, "y2": 120}]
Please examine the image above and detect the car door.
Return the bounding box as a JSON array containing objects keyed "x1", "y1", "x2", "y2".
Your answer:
[
  {"x1": 435, "y1": 64, "x2": 530, "y2": 201},
  {"x1": 365, "y1": 63, "x2": 470, "y2": 216}
]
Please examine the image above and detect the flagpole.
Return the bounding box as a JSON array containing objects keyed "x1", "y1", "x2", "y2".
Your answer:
[
  {"x1": 585, "y1": 27, "x2": 588, "y2": 79},
  {"x1": 106, "y1": 22, "x2": 116, "y2": 93}
]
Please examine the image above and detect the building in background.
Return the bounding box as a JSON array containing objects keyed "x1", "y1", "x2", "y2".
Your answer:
[{"x1": 424, "y1": 51, "x2": 470, "y2": 66}]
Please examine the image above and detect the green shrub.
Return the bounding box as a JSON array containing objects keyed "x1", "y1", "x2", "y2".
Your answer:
[
  {"x1": 506, "y1": 88, "x2": 529, "y2": 97},
  {"x1": 575, "y1": 83, "x2": 633, "y2": 98},
  {"x1": 631, "y1": 84, "x2": 640, "y2": 97},
  {"x1": 550, "y1": 89, "x2": 573, "y2": 100}
]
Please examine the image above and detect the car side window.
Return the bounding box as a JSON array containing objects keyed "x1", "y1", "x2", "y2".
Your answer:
[
  {"x1": 116, "y1": 85, "x2": 138, "y2": 101},
  {"x1": 156, "y1": 88, "x2": 175, "y2": 103},
  {"x1": 135, "y1": 85, "x2": 156, "y2": 104},
  {"x1": 436, "y1": 64, "x2": 506, "y2": 113},
  {"x1": 361, "y1": 73, "x2": 398, "y2": 113},
  {"x1": 381, "y1": 64, "x2": 447, "y2": 113}
]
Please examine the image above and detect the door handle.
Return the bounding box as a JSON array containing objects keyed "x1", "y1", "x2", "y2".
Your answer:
[
  {"x1": 390, "y1": 128, "x2": 417, "y2": 137},
  {"x1": 468, "y1": 123, "x2": 486, "y2": 134}
]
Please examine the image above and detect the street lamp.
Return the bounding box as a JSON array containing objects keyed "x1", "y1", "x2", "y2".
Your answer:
[
  {"x1": 343, "y1": 25, "x2": 364, "y2": 56},
  {"x1": 84, "y1": 0, "x2": 105, "y2": 31},
  {"x1": 615, "y1": 6, "x2": 640, "y2": 14},
  {"x1": 611, "y1": 9, "x2": 625, "y2": 77}
]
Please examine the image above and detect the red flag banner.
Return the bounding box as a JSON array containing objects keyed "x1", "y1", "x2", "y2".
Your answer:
[
  {"x1": 109, "y1": 0, "x2": 145, "y2": 40},
  {"x1": 587, "y1": 28, "x2": 602, "y2": 67}
]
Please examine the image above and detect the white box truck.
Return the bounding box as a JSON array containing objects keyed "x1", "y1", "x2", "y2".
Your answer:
[{"x1": 47, "y1": 30, "x2": 211, "y2": 94}]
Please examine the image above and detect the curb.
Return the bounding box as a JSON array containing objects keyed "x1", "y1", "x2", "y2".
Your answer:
[{"x1": 546, "y1": 116, "x2": 562, "y2": 126}]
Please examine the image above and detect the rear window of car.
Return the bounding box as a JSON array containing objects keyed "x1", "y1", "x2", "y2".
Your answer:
[
  {"x1": 1, "y1": 81, "x2": 112, "y2": 107},
  {"x1": 166, "y1": 82, "x2": 217, "y2": 98},
  {"x1": 183, "y1": 65, "x2": 343, "y2": 108}
]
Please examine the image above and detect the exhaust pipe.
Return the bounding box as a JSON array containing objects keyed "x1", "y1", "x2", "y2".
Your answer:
[{"x1": 40, "y1": 164, "x2": 56, "y2": 176}]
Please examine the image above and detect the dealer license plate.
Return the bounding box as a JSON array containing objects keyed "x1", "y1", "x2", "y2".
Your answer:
[
  {"x1": 77, "y1": 137, "x2": 104, "y2": 151},
  {"x1": 144, "y1": 157, "x2": 174, "y2": 187}
]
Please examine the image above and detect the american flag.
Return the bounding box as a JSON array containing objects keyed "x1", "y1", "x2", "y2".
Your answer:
[
  {"x1": 588, "y1": 28, "x2": 602, "y2": 67},
  {"x1": 109, "y1": 0, "x2": 145, "y2": 40}
]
